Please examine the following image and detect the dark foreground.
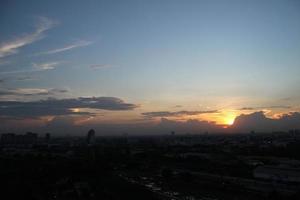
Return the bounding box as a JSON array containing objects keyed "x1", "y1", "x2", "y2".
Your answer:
[{"x1": 1, "y1": 131, "x2": 300, "y2": 200}]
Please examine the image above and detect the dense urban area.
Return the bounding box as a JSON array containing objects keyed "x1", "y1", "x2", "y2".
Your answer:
[{"x1": 1, "y1": 129, "x2": 300, "y2": 200}]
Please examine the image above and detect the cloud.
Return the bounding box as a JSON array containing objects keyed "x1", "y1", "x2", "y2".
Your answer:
[
  {"x1": 1, "y1": 109, "x2": 299, "y2": 135},
  {"x1": 157, "y1": 118, "x2": 222, "y2": 133},
  {"x1": 0, "y1": 17, "x2": 56, "y2": 58},
  {"x1": 174, "y1": 105, "x2": 183, "y2": 108},
  {"x1": 239, "y1": 107, "x2": 256, "y2": 110},
  {"x1": 231, "y1": 111, "x2": 300, "y2": 132},
  {"x1": 15, "y1": 76, "x2": 36, "y2": 81},
  {"x1": 142, "y1": 110, "x2": 218, "y2": 118},
  {"x1": 49, "y1": 88, "x2": 69, "y2": 93},
  {"x1": 33, "y1": 61, "x2": 61, "y2": 71},
  {"x1": 0, "y1": 88, "x2": 69, "y2": 97},
  {"x1": 92, "y1": 112, "x2": 299, "y2": 135},
  {"x1": 0, "y1": 96, "x2": 138, "y2": 119},
  {"x1": 0, "y1": 61, "x2": 61, "y2": 75},
  {"x1": 0, "y1": 76, "x2": 33, "y2": 83},
  {"x1": 39, "y1": 117, "x2": 223, "y2": 136},
  {"x1": 0, "y1": 68, "x2": 40, "y2": 75},
  {"x1": 46, "y1": 116, "x2": 77, "y2": 128},
  {"x1": 38, "y1": 40, "x2": 92, "y2": 55},
  {"x1": 90, "y1": 64, "x2": 113, "y2": 69},
  {"x1": 0, "y1": 69, "x2": 35, "y2": 75},
  {"x1": 239, "y1": 105, "x2": 291, "y2": 110}
]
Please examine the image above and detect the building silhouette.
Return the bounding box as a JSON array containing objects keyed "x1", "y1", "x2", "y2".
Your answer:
[
  {"x1": 86, "y1": 129, "x2": 96, "y2": 145},
  {"x1": 45, "y1": 133, "x2": 51, "y2": 143},
  {"x1": 1, "y1": 132, "x2": 38, "y2": 146}
]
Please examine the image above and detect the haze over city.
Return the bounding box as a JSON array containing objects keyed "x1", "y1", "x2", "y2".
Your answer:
[{"x1": 1, "y1": 0, "x2": 300, "y2": 135}]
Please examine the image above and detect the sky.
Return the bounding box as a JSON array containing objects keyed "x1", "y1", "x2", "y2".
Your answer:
[{"x1": 0, "y1": 0, "x2": 300, "y2": 135}]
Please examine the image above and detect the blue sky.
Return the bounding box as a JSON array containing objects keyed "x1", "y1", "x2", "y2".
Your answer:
[{"x1": 0, "y1": 0, "x2": 300, "y2": 134}]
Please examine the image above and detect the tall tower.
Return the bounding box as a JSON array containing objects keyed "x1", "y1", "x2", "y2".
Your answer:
[
  {"x1": 87, "y1": 129, "x2": 96, "y2": 145},
  {"x1": 45, "y1": 133, "x2": 51, "y2": 143}
]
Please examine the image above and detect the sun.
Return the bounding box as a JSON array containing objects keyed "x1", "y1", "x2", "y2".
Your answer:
[
  {"x1": 222, "y1": 111, "x2": 237, "y2": 126},
  {"x1": 194, "y1": 109, "x2": 237, "y2": 126},
  {"x1": 225, "y1": 117, "x2": 235, "y2": 125}
]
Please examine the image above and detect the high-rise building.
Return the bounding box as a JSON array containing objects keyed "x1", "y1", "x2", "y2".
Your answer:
[
  {"x1": 45, "y1": 133, "x2": 51, "y2": 143},
  {"x1": 0, "y1": 132, "x2": 37, "y2": 146},
  {"x1": 0, "y1": 133, "x2": 16, "y2": 145},
  {"x1": 87, "y1": 129, "x2": 96, "y2": 145}
]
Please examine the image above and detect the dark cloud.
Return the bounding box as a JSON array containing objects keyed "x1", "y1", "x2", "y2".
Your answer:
[
  {"x1": 1, "y1": 110, "x2": 299, "y2": 135},
  {"x1": 88, "y1": 112, "x2": 300, "y2": 135},
  {"x1": 46, "y1": 116, "x2": 76, "y2": 128},
  {"x1": 75, "y1": 97, "x2": 138, "y2": 110},
  {"x1": 40, "y1": 117, "x2": 223, "y2": 136},
  {"x1": 157, "y1": 118, "x2": 222, "y2": 133},
  {"x1": 0, "y1": 88, "x2": 69, "y2": 97},
  {"x1": 239, "y1": 105, "x2": 291, "y2": 110},
  {"x1": 49, "y1": 88, "x2": 69, "y2": 94},
  {"x1": 239, "y1": 107, "x2": 255, "y2": 110},
  {"x1": 0, "y1": 97, "x2": 138, "y2": 119},
  {"x1": 142, "y1": 110, "x2": 218, "y2": 118},
  {"x1": 231, "y1": 111, "x2": 300, "y2": 132},
  {"x1": 266, "y1": 105, "x2": 291, "y2": 109}
]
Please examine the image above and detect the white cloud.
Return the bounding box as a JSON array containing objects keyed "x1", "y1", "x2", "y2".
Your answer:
[
  {"x1": 39, "y1": 40, "x2": 92, "y2": 55},
  {"x1": 0, "y1": 61, "x2": 61, "y2": 75},
  {"x1": 33, "y1": 61, "x2": 61, "y2": 71},
  {"x1": 0, "y1": 69, "x2": 37, "y2": 75},
  {"x1": 0, "y1": 17, "x2": 56, "y2": 58}
]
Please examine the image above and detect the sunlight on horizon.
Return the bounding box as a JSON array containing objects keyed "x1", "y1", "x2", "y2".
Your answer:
[{"x1": 218, "y1": 111, "x2": 237, "y2": 126}]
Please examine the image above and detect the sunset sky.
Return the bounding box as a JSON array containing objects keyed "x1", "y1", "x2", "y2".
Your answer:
[{"x1": 1, "y1": 0, "x2": 300, "y2": 135}]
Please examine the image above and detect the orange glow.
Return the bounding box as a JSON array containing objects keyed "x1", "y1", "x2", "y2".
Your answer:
[
  {"x1": 200, "y1": 109, "x2": 238, "y2": 126},
  {"x1": 71, "y1": 108, "x2": 80, "y2": 113},
  {"x1": 221, "y1": 111, "x2": 237, "y2": 126},
  {"x1": 225, "y1": 117, "x2": 235, "y2": 125},
  {"x1": 162, "y1": 109, "x2": 240, "y2": 126}
]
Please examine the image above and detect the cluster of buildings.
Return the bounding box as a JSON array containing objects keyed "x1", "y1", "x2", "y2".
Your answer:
[{"x1": 0, "y1": 132, "x2": 39, "y2": 146}]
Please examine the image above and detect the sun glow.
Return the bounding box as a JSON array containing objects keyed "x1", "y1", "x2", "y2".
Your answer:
[
  {"x1": 71, "y1": 108, "x2": 80, "y2": 113},
  {"x1": 225, "y1": 117, "x2": 235, "y2": 125},
  {"x1": 220, "y1": 110, "x2": 237, "y2": 126}
]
